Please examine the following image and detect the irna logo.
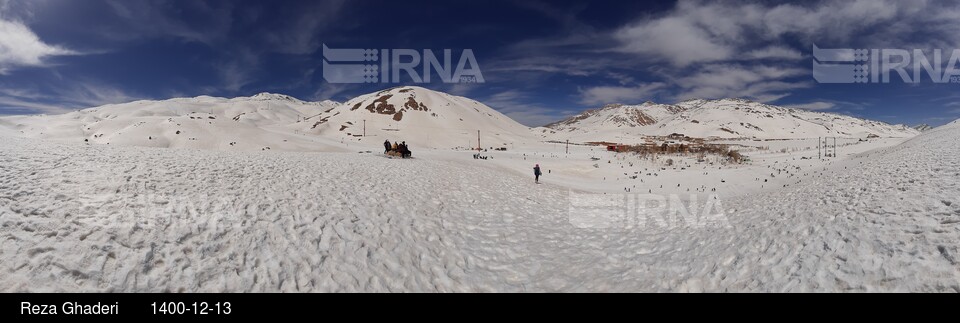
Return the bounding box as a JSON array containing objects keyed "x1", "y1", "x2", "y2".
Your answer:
[
  {"x1": 813, "y1": 44, "x2": 960, "y2": 84},
  {"x1": 322, "y1": 44, "x2": 484, "y2": 84}
]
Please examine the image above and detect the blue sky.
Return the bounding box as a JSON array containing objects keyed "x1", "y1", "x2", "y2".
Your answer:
[{"x1": 1, "y1": 0, "x2": 959, "y2": 126}]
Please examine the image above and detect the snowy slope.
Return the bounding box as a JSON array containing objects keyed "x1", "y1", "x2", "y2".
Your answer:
[
  {"x1": 0, "y1": 87, "x2": 536, "y2": 151},
  {"x1": 914, "y1": 124, "x2": 934, "y2": 132},
  {"x1": 0, "y1": 119, "x2": 16, "y2": 137},
  {"x1": 304, "y1": 86, "x2": 534, "y2": 149},
  {"x1": 1, "y1": 120, "x2": 957, "y2": 292},
  {"x1": 546, "y1": 98, "x2": 919, "y2": 141},
  {"x1": 544, "y1": 102, "x2": 685, "y2": 131},
  {"x1": 0, "y1": 94, "x2": 344, "y2": 152}
]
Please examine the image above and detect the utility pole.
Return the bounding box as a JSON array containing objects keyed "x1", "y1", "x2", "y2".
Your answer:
[
  {"x1": 477, "y1": 130, "x2": 481, "y2": 151},
  {"x1": 566, "y1": 139, "x2": 569, "y2": 154},
  {"x1": 833, "y1": 137, "x2": 837, "y2": 157}
]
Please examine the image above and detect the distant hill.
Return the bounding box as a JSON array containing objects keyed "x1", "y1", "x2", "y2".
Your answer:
[{"x1": 542, "y1": 98, "x2": 918, "y2": 141}]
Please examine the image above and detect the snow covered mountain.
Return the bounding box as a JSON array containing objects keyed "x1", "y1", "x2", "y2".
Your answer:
[
  {"x1": 300, "y1": 86, "x2": 533, "y2": 149},
  {"x1": 0, "y1": 86, "x2": 534, "y2": 151},
  {"x1": 0, "y1": 93, "x2": 345, "y2": 151},
  {"x1": 914, "y1": 124, "x2": 934, "y2": 132},
  {"x1": 544, "y1": 98, "x2": 919, "y2": 141},
  {"x1": 1, "y1": 89, "x2": 921, "y2": 152}
]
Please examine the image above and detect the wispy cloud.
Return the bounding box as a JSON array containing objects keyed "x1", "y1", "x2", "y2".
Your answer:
[
  {"x1": 744, "y1": 46, "x2": 803, "y2": 60},
  {"x1": 499, "y1": 0, "x2": 960, "y2": 110},
  {"x1": 0, "y1": 19, "x2": 76, "y2": 74},
  {"x1": 260, "y1": 0, "x2": 346, "y2": 55},
  {"x1": 481, "y1": 90, "x2": 575, "y2": 126},
  {"x1": 0, "y1": 96, "x2": 73, "y2": 114},
  {"x1": 310, "y1": 83, "x2": 355, "y2": 102},
  {"x1": 0, "y1": 81, "x2": 142, "y2": 115},
  {"x1": 442, "y1": 83, "x2": 480, "y2": 97},
  {"x1": 611, "y1": 0, "x2": 960, "y2": 67},
  {"x1": 668, "y1": 64, "x2": 811, "y2": 103},
  {"x1": 578, "y1": 82, "x2": 665, "y2": 105},
  {"x1": 102, "y1": 0, "x2": 347, "y2": 93},
  {"x1": 101, "y1": 0, "x2": 235, "y2": 45},
  {"x1": 787, "y1": 102, "x2": 836, "y2": 111},
  {"x1": 55, "y1": 82, "x2": 141, "y2": 107},
  {"x1": 216, "y1": 48, "x2": 259, "y2": 93}
]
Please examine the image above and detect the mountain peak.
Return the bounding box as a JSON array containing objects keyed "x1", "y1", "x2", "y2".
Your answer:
[
  {"x1": 719, "y1": 98, "x2": 755, "y2": 103},
  {"x1": 249, "y1": 92, "x2": 302, "y2": 102}
]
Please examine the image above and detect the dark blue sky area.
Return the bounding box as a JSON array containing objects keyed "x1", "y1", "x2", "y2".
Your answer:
[{"x1": 1, "y1": 0, "x2": 958, "y2": 126}]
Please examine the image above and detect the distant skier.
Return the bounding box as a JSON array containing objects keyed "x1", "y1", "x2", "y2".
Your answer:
[
  {"x1": 384, "y1": 140, "x2": 392, "y2": 153},
  {"x1": 534, "y1": 164, "x2": 542, "y2": 184}
]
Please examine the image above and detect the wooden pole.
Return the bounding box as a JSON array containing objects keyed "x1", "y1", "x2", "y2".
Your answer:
[
  {"x1": 566, "y1": 139, "x2": 569, "y2": 154},
  {"x1": 833, "y1": 137, "x2": 837, "y2": 157},
  {"x1": 363, "y1": 120, "x2": 366, "y2": 137},
  {"x1": 477, "y1": 130, "x2": 481, "y2": 151}
]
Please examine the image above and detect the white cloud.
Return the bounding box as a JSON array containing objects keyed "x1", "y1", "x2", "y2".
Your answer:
[
  {"x1": 0, "y1": 19, "x2": 74, "y2": 74},
  {"x1": 605, "y1": 72, "x2": 636, "y2": 85},
  {"x1": 787, "y1": 102, "x2": 837, "y2": 111},
  {"x1": 0, "y1": 81, "x2": 141, "y2": 115},
  {"x1": 578, "y1": 82, "x2": 666, "y2": 105},
  {"x1": 0, "y1": 87, "x2": 72, "y2": 114},
  {"x1": 612, "y1": 0, "x2": 960, "y2": 67},
  {"x1": 0, "y1": 95, "x2": 72, "y2": 114},
  {"x1": 481, "y1": 90, "x2": 575, "y2": 126},
  {"x1": 668, "y1": 64, "x2": 810, "y2": 102},
  {"x1": 615, "y1": 15, "x2": 734, "y2": 67},
  {"x1": 310, "y1": 83, "x2": 353, "y2": 102},
  {"x1": 443, "y1": 83, "x2": 479, "y2": 97},
  {"x1": 745, "y1": 46, "x2": 803, "y2": 60},
  {"x1": 500, "y1": 0, "x2": 960, "y2": 108},
  {"x1": 56, "y1": 82, "x2": 140, "y2": 107}
]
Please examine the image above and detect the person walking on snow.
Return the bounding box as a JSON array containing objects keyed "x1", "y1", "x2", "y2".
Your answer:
[
  {"x1": 384, "y1": 140, "x2": 392, "y2": 153},
  {"x1": 534, "y1": 164, "x2": 542, "y2": 184}
]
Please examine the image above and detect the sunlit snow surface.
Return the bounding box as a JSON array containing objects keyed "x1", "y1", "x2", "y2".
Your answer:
[{"x1": 0, "y1": 122, "x2": 957, "y2": 292}]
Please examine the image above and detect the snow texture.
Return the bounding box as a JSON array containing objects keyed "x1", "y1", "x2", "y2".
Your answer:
[{"x1": 1, "y1": 121, "x2": 958, "y2": 292}]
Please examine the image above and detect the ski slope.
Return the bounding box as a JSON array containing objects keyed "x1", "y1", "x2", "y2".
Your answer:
[{"x1": 0, "y1": 120, "x2": 957, "y2": 292}]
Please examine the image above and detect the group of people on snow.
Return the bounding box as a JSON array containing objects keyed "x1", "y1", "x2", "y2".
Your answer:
[{"x1": 383, "y1": 140, "x2": 412, "y2": 158}]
